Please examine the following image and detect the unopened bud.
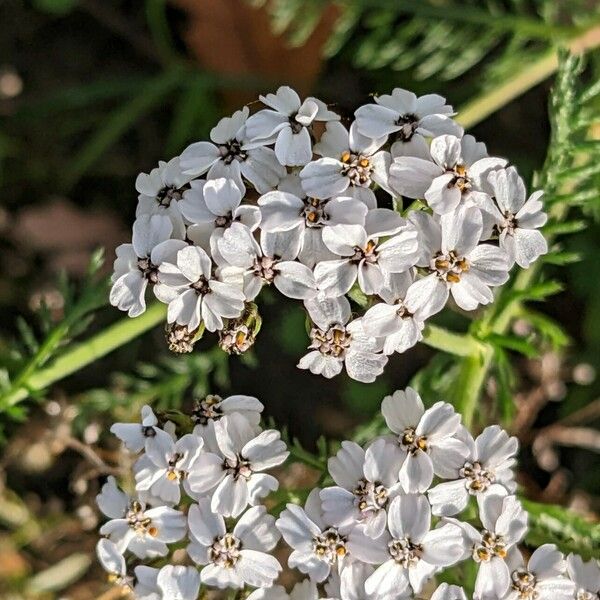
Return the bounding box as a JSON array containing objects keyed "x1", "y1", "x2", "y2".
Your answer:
[
  {"x1": 165, "y1": 323, "x2": 199, "y2": 354},
  {"x1": 218, "y1": 303, "x2": 261, "y2": 355}
]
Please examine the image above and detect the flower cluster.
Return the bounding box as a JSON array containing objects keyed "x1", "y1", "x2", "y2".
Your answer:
[
  {"x1": 110, "y1": 87, "x2": 548, "y2": 382},
  {"x1": 96, "y1": 388, "x2": 597, "y2": 600},
  {"x1": 96, "y1": 394, "x2": 288, "y2": 597}
]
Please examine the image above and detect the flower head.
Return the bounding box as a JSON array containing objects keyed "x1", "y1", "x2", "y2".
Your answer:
[
  {"x1": 180, "y1": 106, "x2": 285, "y2": 193},
  {"x1": 321, "y1": 438, "x2": 403, "y2": 539},
  {"x1": 188, "y1": 499, "x2": 281, "y2": 589},
  {"x1": 155, "y1": 244, "x2": 246, "y2": 332},
  {"x1": 381, "y1": 387, "x2": 467, "y2": 492},
  {"x1": 298, "y1": 295, "x2": 387, "y2": 383},
  {"x1": 409, "y1": 206, "x2": 509, "y2": 312},
  {"x1": 135, "y1": 156, "x2": 195, "y2": 238},
  {"x1": 276, "y1": 488, "x2": 350, "y2": 582},
  {"x1": 354, "y1": 88, "x2": 462, "y2": 151},
  {"x1": 134, "y1": 429, "x2": 204, "y2": 505},
  {"x1": 389, "y1": 134, "x2": 506, "y2": 215},
  {"x1": 314, "y1": 209, "x2": 419, "y2": 297},
  {"x1": 97, "y1": 476, "x2": 187, "y2": 558},
  {"x1": 348, "y1": 494, "x2": 464, "y2": 596},
  {"x1": 245, "y1": 86, "x2": 340, "y2": 166},
  {"x1": 110, "y1": 215, "x2": 186, "y2": 317},
  {"x1": 187, "y1": 412, "x2": 288, "y2": 517},
  {"x1": 428, "y1": 425, "x2": 518, "y2": 516},
  {"x1": 505, "y1": 544, "x2": 574, "y2": 600}
]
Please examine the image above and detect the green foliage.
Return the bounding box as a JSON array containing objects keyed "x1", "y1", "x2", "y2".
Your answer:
[
  {"x1": 76, "y1": 348, "x2": 227, "y2": 435},
  {"x1": 523, "y1": 499, "x2": 600, "y2": 560},
  {"x1": 252, "y1": 0, "x2": 599, "y2": 90},
  {"x1": 32, "y1": 0, "x2": 77, "y2": 16}
]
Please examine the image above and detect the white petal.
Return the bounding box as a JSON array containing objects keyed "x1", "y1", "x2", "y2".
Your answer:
[
  {"x1": 314, "y1": 259, "x2": 357, "y2": 297},
  {"x1": 275, "y1": 126, "x2": 312, "y2": 166},
  {"x1": 274, "y1": 261, "x2": 317, "y2": 299},
  {"x1": 300, "y1": 158, "x2": 348, "y2": 199},
  {"x1": 258, "y1": 191, "x2": 304, "y2": 232},
  {"x1": 428, "y1": 480, "x2": 470, "y2": 517},
  {"x1": 328, "y1": 440, "x2": 364, "y2": 489},
  {"x1": 180, "y1": 141, "x2": 220, "y2": 176},
  {"x1": 304, "y1": 294, "x2": 351, "y2": 330},
  {"x1": 389, "y1": 157, "x2": 442, "y2": 199},
  {"x1": 237, "y1": 549, "x2": 282, "y2": 587},
  {"x1": 381, "y1": 387, "x2": 424, "y2": 434}
]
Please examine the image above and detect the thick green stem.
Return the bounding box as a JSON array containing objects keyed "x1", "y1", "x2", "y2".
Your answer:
[
  {"x1": 421, "y1": 323, "x2": 485, "y2": 357},
  {"x1": 1, "y1": 303, "x2": 166, "y2": 408},
  {"x1": 458, "y1": 23, "x2": 600, "y2": 129}
]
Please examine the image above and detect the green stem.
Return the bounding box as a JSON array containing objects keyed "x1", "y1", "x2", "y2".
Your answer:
[
  {"x1": 421, "y1": 323, "x2": 485, "y2": 357},
  {"x1": 1, "y1": 303, "x2": 166, "y2": 409},
  {"x1": 458, "y1": 23, "x2": 600, "y2": 129},
  {"x1": 287, "y1": 443, "x2": 327, "y2": 472}
]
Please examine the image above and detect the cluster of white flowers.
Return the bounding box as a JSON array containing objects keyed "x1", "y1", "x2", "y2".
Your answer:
[
  {"x1": 110, "y1": 86, "x2": 548, "y2": 382},
  {"x1": 96, "y1": 394, "x2": 288, "y2": 598},
  {"x1": 96, "y1": 388, "x2": 597, "y2": 600}
]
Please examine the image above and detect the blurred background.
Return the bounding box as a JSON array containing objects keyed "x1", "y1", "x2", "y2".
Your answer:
[{"x1": 1, "y1": 0, "x2": 599, "y2": 597}]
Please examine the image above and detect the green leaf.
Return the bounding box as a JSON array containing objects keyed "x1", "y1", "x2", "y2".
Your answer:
[
  {"x1": 486, "y1": 333, "x2": 539, "y2": 358},
  {"x1": 524, "y1": 310, "x2": 571, "y2": 349},
  {"x1": 33, "y1": 0, "x2": 77, "y2": 15},
  {"x1": 543, "y1": 220, "x2": 586, "y2": 235},
  {"x1": 63, "y1": 68, "x2": 187, "y2": 189},
  {"x1": 541, "y1": 250, "x2": 582, "y2": 265},
  {"x1": 523, "y1": 498, "x2": 600, "y2": 560}
]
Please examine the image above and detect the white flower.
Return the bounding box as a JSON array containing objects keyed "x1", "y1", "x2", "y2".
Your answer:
[
  {"x1": 314, "y1": 209, "x2": 419, "y2": 297},
  {"x1": 431, "y1": 583, "x2": 468, "y2": 600},
  {"x1": 321, "y1": 438, "x2": 403, "y2": 539},
  {"x1": 155, "y1": 245, "x2": 245, "y2": 332},
  {"x1": 327, "y1": 562, "x2": 395, "y2": 600},
  {"x1": 408, "y1": 206, "x2": 509, "y2": 313},
  {"x1": 179, "y1": 106, "x2": 285, "y2": 193},
  {"x1": 246, "y1": 86, "x2": 340, "y2": 166},
  {"x1": 191, "y1": 393, "x2": 263, "y2": 451},
  {"x1": 566, "y1": 553, "x2": 600, "y2": 600},
  {"x1": 481, "y1": 166, "x2": 548, "y2": 268},
  {"x1": 449, "y1": 489, "x2": 528, "y2": 600},
  {"x1": 389, "y1": 134, "x2": 506, "y2": 215},
  {"x1": 218, "y1": 222, "x2": 317, "y2": 300},
  {"x1": 504, "y1": 544, "x2": 575, "y2": 600},
  {"x1": 361, "y1": 271, "x2": 428, "y2": 355},
  {"x1": 354, "y1": 89, "x2": 462, "y2": 153},
  {"x1": 299, "y1": 121, "x2": 390, "y2": 207},
  {"x1": 179, "y1": 177, "x2": 261, "y2": 250},
  {"x1": 110, "y1": 405, "x2": 159, "y2": 453},
  {"x1": 348, "y1": 494, "x2": 464, "y2": 597},
  {"x1": 246, "y1": 579, "x2": 319, "y2": 600},
  {"x1": 135, "y1": 156, "x2": 196, "y2": 239},
  {"x1": 428, "y1": 425, "x2": 518, "y2": 516},
  {"x1": 134, "y1": 429, "x2": 203, "y2": 504},
  {"x1": 276, "y1": 488, "x2": 350, "y2": 582},
  {"x1": 187, "y1": 499, "x2": 281, "y2": 589},
  {"x1": 258, "y1": 189, "x2": 368, "y2": 269},
  {"x1": 96, "y1": 476, "x2": 187, "y2": 558},
  {"x1": 110, "y1": 215, "x2": 186, "y2": 317},
  {"x1": 187, "y1": 412, "x2": 288, "y2": 517},
  {"x1": 134, "y1": 565, "x2": 201, "y2": 600},
  {"x1": 298, "y1": 295, "x2": 387, "y2": 383},
  {"x1": 96, "y1": 539, "x2": 131, "y2": 590},
  {"x1": 381, "y1": 387, "x2": 468, "y2": 493}
]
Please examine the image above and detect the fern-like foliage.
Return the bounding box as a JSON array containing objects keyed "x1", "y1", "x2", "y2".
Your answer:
[{"x1": 250, "y1": 0, "x2": 599, "y2": 89}]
